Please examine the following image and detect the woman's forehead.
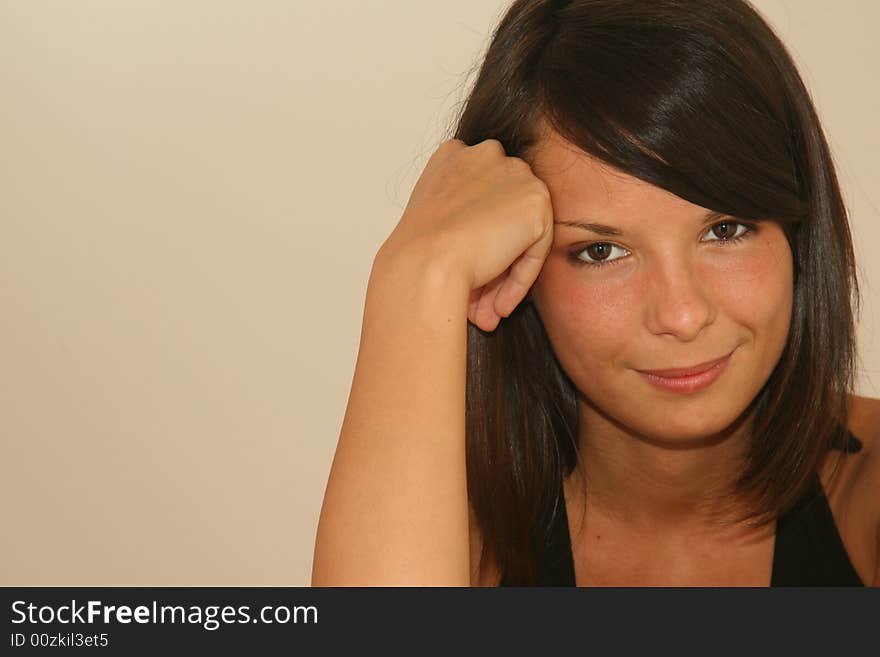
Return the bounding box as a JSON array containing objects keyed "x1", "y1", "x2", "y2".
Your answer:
[{"x1": 529, "y1": 131, "x2": 708, "y2": 230}]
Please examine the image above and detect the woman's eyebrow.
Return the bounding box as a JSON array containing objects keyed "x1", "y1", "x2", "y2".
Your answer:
[{"x1": 554, "y1": 210, "x2": 728, "y2": 236}]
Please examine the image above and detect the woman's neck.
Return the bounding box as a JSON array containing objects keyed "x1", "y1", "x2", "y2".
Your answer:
[{"x1": 573, "y1": 400, "x2": 757, "y2": 534}]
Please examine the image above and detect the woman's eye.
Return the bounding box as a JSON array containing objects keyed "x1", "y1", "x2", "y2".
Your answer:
[
  {"x1": 575, "y1": 242, "x2": 629, "y2": 266},
  {"x1": 571, "y1": 221, "x2": 757, "y2": 269},
  {"x1": 703, "y1": 221, "x2": 751, "y2": 241}
]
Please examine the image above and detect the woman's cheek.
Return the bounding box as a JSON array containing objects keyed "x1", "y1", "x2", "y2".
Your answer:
[
  {"x1": 701, "y1": 237, "x2": 792, "y2": 323},
  {"x1": 539, "y1": 273, "x2": 640, "y2": 368}
]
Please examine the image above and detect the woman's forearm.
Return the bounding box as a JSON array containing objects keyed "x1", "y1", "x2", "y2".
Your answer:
[{"x1": 311, "y1": 246, "x2": 471, "y2": 585}]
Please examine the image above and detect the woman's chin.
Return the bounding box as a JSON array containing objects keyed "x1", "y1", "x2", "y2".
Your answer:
[{"x1": 627, "y1": 409, "x2": 750, "y2": 449}]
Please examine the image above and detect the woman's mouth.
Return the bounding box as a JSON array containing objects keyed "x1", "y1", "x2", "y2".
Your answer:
[{"x1": 636, "y1": 352, "x2": 733, "y2": 394}]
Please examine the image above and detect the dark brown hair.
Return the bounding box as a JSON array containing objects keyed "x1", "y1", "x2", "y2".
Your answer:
[{"x1": 453, "y1": 0, "x2": 860, "y2": 585}]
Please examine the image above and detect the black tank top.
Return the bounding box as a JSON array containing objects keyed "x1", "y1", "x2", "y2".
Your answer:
[{"x1": 499, "y1": 433, "x2": 865, "y2": 586}]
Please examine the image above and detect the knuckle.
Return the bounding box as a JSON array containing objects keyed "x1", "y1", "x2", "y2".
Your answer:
[
  {"x1": 534, "y1": 213, "x2": 550, "y2": 242},
  {"x1": 473, "y1": 138, "x2": 506, "y2": 155},
  {"x1": 528, "y1": 184, "x2": 553, "y2": 236},
  {"x1": 434, "y1": 139, "x2": 464, "y2": 157},
  {"x1": 525, "y1": 177, "x2": 550, "y2": 203},
  {"x1": 505, "y1": 156, "x2": 532, "y2": 173}
]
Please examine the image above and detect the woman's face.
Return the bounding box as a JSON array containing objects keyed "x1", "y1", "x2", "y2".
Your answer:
[{"x1": 528, "y1": 129, "x2": 794, "y2": 443}]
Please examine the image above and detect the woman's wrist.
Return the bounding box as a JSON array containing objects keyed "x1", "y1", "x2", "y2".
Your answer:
[{"x1": 370, "y1": 237, "x2": 472, "y2": 315}]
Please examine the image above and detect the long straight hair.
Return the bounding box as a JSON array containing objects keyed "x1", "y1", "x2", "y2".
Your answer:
[{"x1": 453, "y1": 0, "x2": 860, "y2": 585}]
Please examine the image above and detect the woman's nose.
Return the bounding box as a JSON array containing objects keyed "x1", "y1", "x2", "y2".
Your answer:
[{"x1": 644, "y1": 260, "x2": 715, "y2": 341}]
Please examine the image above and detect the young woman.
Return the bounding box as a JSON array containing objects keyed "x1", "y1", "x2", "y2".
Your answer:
[{"x1": 312, "y1": 0, "x2": 880, "y2": 586}]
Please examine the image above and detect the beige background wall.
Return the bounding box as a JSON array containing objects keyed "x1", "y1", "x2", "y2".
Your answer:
[{"x1": 1, "y1": 1, "x2": 877, "y2": 586}]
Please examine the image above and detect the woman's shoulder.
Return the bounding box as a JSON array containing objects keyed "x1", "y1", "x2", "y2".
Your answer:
[
  {"x1": 825, "y1": 393, "x2": 880, "y2": 585},
  {"x1": 846, "y1": 393, "x2": 880, "y2": 443},
  {"x1": 842, "y1": 393, "x2": 880, "y2": 488}
]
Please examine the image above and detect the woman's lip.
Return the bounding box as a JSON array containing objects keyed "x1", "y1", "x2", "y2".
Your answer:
[
  {"x1": 637, "y1": 353, "x2": 732, "y2": 378},
  {"x1": 636, "y1": 353, "x2": 732, "y2": 394}
]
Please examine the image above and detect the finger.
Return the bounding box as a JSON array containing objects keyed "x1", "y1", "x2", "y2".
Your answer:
[
  {"x1": 493, "y1": 228, "x2": 553, "y2": 317},
  {"x1": 468, "y1": 286, "x2": 483, "y2": 326},
  {"x1": 474, "y1": 272, "x2": 506, "y2": 331}
]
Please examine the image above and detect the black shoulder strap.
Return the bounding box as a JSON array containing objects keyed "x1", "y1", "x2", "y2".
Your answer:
[{"x1": 770, "y1": 432, "x2": 864, "y2": 586}]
